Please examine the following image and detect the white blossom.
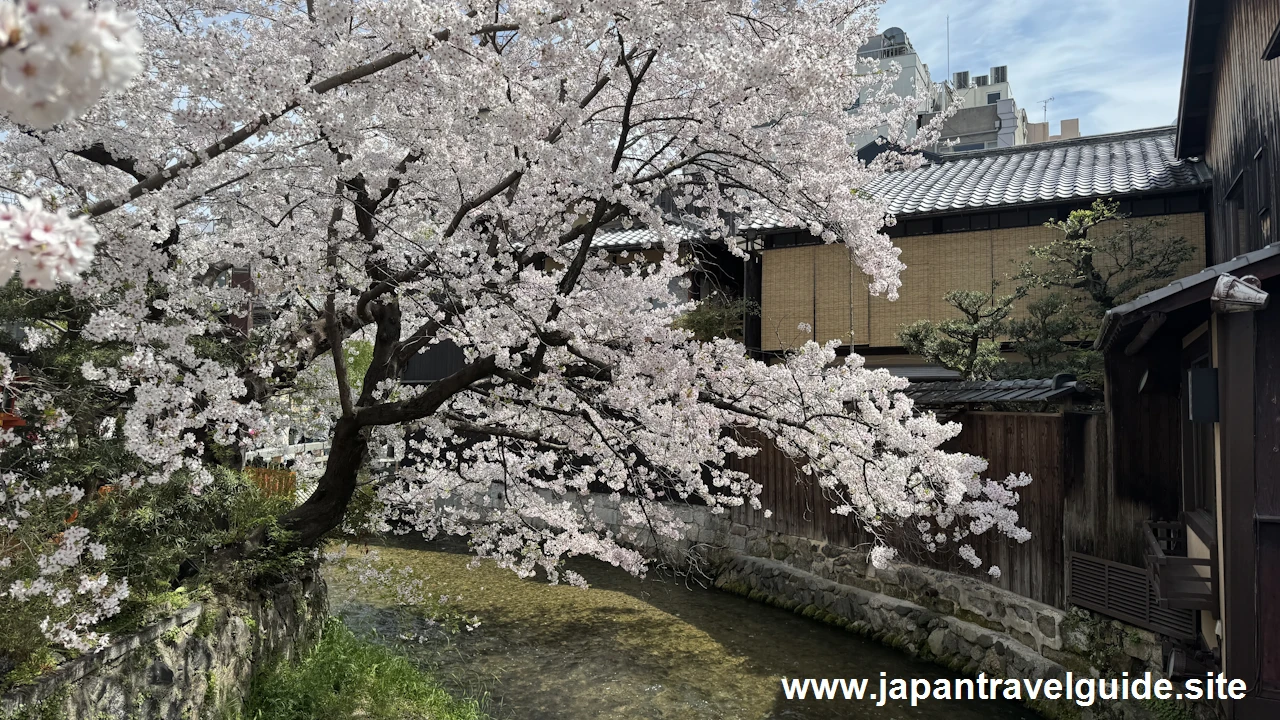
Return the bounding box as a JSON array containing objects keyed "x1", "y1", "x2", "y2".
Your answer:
[
  {"x1": 0, "y1": 0, "x2": 143, "y2": 129},
  {"x1": 0, "y1": 198, "x2": 99, "y2": 288}
]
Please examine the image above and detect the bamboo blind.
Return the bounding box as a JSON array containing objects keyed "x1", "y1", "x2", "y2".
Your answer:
[
  {"x1": 761, "y1": 246, "x2": 816, "y2": 350},
  {"x1": 760, "y1": 212, "x2": 1208, "y2": 352},
  {"x1": 813, "y1": 244, "x2": 853, "y2": 346}
]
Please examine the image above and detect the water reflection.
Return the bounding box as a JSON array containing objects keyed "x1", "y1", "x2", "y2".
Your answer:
[{"x1": 327, "y1": 539, "x2": 1041, "y2": 720}]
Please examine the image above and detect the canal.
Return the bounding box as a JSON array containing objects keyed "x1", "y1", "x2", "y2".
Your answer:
[{"x1": 327, "y1": 539, "x2": 1042, "y2": 720}]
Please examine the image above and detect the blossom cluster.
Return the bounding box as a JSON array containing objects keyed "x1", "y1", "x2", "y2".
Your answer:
[
  {"x1": 1, "y1": 365, "x2": 130, "y2": 652},
  {"x1": 0, "y1": 0, "x2": 143, "y2": 129},
  {"x1": 0, "y1": 198, "x2": 99, "y2": 288}
]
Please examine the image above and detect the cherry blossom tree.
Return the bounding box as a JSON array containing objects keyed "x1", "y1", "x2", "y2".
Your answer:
[{"x1": 1, "y1": 0, "x2": 1032, "y2": 651}]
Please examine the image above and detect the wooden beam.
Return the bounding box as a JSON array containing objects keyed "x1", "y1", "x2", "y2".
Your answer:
[
  {"x1": 1124, "y1": 312, "x2": 1167, "y2": 356},
  {"x1": 1264, "y1": 16, "x2": 1280, "y2": 60}
]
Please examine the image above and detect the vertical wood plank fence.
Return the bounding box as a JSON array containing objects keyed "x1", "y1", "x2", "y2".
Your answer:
[{"x1": 728, "y1": 411, "x2": 1069, "y2": 608}]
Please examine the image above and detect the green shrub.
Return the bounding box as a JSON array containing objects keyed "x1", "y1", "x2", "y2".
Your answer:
[
  {"x1": 1, "y1": 467, "x2": 306, "y2": 688},
  {"x1": 242, "y1": 619, "x2": 484, "y2": 720}
]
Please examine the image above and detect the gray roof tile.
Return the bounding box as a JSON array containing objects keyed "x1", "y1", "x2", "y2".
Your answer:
[
  {"x1": 904, "y1": 378, "x2": 1089, "y2": 405},
  {"x1": 592, "y1": 127, "x2": 1208, "y2": 248},
  {"x1": 865, "y1": 127, "x2": 1207, "y2": 217},
  {"x1": 590, "y1": 224, "x2": 699, "y2": 249}
]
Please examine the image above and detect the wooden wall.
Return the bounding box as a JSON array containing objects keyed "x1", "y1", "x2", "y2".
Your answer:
[
  {"x1": 1061, "y1": 410, "x2": 1161, "y2": 567},
  {"x1": 1100, "y1": 345, "x2": 1185, "y2": 554},
  {"x1": 728, "y1": 412, "x2": 1070, "y2": 608},
  {"x1": 1253, "y1": 280, "x2": 1280, "y2": 694},
  {"x1": 945, "y1": 412, "x2": 1067, "y2": 607},
  {"x1": 758, "y1": 214, "x2": 1206, "y2": 352},
  {"x1": 1201, "y1": 0, "x2": 1280, "y2": 262}
]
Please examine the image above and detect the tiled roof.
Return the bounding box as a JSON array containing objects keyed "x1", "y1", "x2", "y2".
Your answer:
[
  {"x1": 591, "y1": 224, "x2": 700, "y2": 249},
  {"x1": 904, "y1": 377, "x2": 1088, "y2": 405},
  {"x1": 737, "y1": 205, "x2": 790, "y2": 231},
  {"x1": 864, "y1": 127, "x2": 1208, "y2": 216},
  {"x1": 591, "y1": 127, "x2": 1208, "y2": 248}
]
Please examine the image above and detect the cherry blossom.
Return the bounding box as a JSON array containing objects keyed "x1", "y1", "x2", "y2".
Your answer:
[
  {"x1": 0, "y1": 197, "x2": 98, "y2": 288},
  {"x1": 0, "y1": 0, "x2": 142, "y2": 129},
  {"x1": 0, "y1": 0, "x2": 1034, "y2": 651},
  {"x1": 0, "y1": 0, "x2": 140, "y2": 288}
]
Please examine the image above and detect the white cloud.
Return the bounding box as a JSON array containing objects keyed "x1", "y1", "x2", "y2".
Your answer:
[{"x1": 877, "y1": 0, "x2": 1188, "y2": 135}]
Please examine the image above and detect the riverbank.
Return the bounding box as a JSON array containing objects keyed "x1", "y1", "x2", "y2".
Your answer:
[{"x1": 327, "y1": 537, "x2": 1040, "y2": 720}]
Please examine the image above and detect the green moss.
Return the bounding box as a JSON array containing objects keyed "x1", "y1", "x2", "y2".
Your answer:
[
  {"x1": 202, "y1": 670, "x2": 218, "y2": 718},
  {"x1": 1029, "y1": 697, "x2": 1082, "y2": 720},
  {"x1": 194, "y1": 605, "x2": 219, "y2": 640},
  {"x1": 0, "y1": 649, "x2": 57, "y2": 691},
  {"x1": 1143, "y1": 698, "x2": 1197, "y2": 720},
  {"x1": 1059, "y1": 609, "x2": 1135, "y2": 673}
]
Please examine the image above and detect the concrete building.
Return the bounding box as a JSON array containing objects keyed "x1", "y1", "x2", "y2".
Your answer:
[
  {"x1": 919, "y1": 66, "x2": 1029, "y2": 153},
  {"x1": 920, "y1": 65, "x2": 1081, "y2": 153},
  {"x1": 849, "y1": 29, "x2": 1083, "y2": 155},
  {"x1": 850, "y1": 27, "x2": 946, "y2": 151},
  {"x1": 950, "y1": 65, "x2": 1014, "y2": 109},
  {"x1": 1027, "y1": 118, "x2": 1081, "y2": 144}
]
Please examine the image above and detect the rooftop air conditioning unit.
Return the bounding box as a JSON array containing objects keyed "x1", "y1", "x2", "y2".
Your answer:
[
  {"x1": 953, "y1": 71, "x2": 970, "y2": 88},
  {"x1": 991, "y1": 65, "x2": 1008, "y2": 84},
  {"x1": 975, "y1": 75, "x2": 990, "y2": 87}
]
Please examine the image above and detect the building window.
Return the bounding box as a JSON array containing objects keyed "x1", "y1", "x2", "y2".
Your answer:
[
  {"x1": 952, "y1": 142, "x2": 985, "y2": 152},
  {"x1": 987, "y1": 92, "x2": 1001, "y2": 104},
  {"x1": 1182, "y1": 337, "x2": 1216, "y2": 516}
]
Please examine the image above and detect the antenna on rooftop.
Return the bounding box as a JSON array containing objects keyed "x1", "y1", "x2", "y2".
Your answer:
[{"x1": 1038, "y1": 97, "x2": 1054, "y2": 123}]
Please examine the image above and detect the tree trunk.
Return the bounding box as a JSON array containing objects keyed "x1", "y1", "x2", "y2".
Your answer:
[{"x1": 278, "y1": 415, "x2": 367, "y2": 547}]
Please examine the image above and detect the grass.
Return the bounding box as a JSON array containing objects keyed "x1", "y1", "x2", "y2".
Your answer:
[{"x1": 241, "y1": 618, "x2": 484, "y2": 720}]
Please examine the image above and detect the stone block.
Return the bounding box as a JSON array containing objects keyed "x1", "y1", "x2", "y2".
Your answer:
[
  {"x1": 967, "y1": 596, "x2": 993, "y2": 616},
  {"x1": 1010, "y1": 629, "x2": 1037, "y2": 650},
  {"x1": 1036, "y1": 614, "x2": 1057, "y2": 638}
]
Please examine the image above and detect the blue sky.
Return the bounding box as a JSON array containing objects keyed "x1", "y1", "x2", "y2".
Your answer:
[{"x1": 877, "y1": 0, "x2": 1189, "y2": 136}]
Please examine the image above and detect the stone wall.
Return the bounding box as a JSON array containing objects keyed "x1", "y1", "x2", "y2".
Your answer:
[
  {"x1": 1, "y1": 573, "x2": 326, "y2": 720},
  {"x1": 590, "y1": 493, "x2": 1218, "y2": 720}
]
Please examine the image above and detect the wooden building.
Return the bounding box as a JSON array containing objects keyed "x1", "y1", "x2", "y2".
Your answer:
[
  {"x1": 1089, "y1": 2, "x2": 1280, "y2": 716},
  {"x1": 747, "y1": 127, "x2": 1209, "y2": 376}
]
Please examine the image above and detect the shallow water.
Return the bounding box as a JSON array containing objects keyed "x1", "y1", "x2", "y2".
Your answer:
[{"x1": 326, "y1": 539, "x2": 1042, "y2": 720}]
